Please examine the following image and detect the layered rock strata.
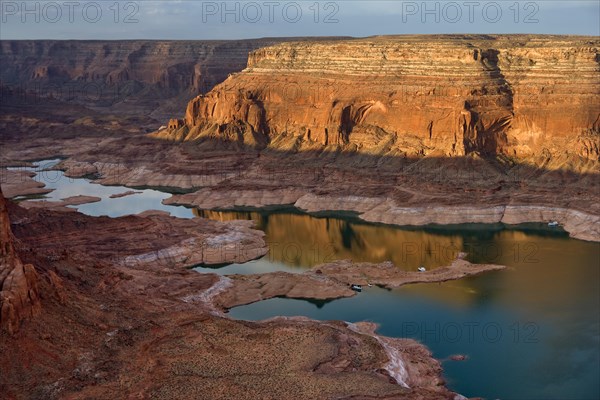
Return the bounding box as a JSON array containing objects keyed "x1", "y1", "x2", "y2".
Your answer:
[
  {"x1": 0, "y1": 39, "x2": 307, "y2": 118},
  {"x1": 159, "y1": 35, "x2": 599, "y2": 162}
]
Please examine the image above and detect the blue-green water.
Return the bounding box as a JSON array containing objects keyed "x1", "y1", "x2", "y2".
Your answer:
[
  {"x1": 8, "y1": 159, "x2": 195, "y2": 218},
  {"x1": 6, "y1": 160, "x2": 599, "y2": 399},
  {"x1": 197, "y1": 212, "x2": 600, "y2": 400}
]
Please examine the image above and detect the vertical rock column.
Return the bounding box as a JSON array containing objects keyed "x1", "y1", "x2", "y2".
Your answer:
[{"x1": 0, "y1": 188, "x2": 40, "y2": 335}]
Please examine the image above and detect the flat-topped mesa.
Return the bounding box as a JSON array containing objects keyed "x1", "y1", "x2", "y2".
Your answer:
[
  {"x1": 0, "y1": 188, "x2": 40, "y2": 335},
  {"x1": 160, "y1": 35, "x2": 600, "y2": 162}
]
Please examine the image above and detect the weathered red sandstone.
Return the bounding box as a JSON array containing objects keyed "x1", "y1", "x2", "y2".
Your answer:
[
  {"x1": 159, "y1": 35, "x2": 599, "y2": 163},
  {"x1": 0, "y1": 188, "x2": 40, "y2": 335},
  {"x1": 145, "y1": 35, "x2": 600, "y2": 241},
  {"x1": 0, "y1": 196, "x2": 461, "y2": 399}
]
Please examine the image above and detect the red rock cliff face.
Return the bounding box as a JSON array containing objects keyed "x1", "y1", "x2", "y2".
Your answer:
[
  {"x1": 163, "y1": 35, "x2": 599, "y2": 162},
  {"x1": 0, "y1": 189, "x2": 40, "y2": 335}
]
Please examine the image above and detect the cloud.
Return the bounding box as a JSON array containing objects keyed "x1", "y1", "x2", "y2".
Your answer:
[{"x1": 0, "y1": 0, "x2": 598, "y2": 39}]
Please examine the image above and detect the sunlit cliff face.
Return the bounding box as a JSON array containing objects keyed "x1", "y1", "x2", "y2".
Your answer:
[{"x1": 162, "y1": 36, "x2": 600, "y2": 167}]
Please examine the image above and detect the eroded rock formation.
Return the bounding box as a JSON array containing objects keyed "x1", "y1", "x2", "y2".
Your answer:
[
  {"x1": 0, "y1": 188, "x2": 40, "y2": 335},
  {"x1": 159, "y1": 35, "x2": 599, "y2": 162},
  {"x1": 212, "y1": 254, "x2": 505, "y2": 310},
  {"x1": 0, "y1": 39, "x2": 304, "y2": 118}
]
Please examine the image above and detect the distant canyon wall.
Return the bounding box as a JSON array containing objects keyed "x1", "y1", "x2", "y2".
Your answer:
[
  {"x1": 160, "y1": 35, "x2": 599, "y2": 162},
  {"x1": 0, "y1": 39, "x2": 295, "y2": 119}
]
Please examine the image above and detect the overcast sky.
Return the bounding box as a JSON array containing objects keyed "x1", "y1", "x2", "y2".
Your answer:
[{"x1": 1, "y1": 1, "x2": 598, "y2": 39}]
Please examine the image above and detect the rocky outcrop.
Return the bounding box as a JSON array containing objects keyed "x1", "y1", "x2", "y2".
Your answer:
[
  {"x1": 167, "y1": 118, "x2": 184, "y2": 130},
  {"x1": 18, "y1": 195, "x2": 101, "y2": 212},
  {"x1": 212, "y1": 254, "x2": 505, "y2": 310},
  {"x1": 0, "y1": 168, "x2": 51, "y2": 199},
  {"x1": 307, "y1": 253, "x2": 505, "y2": 289},
  {"x1": 159, "y1": 35, "x2": 599, "y2": 163},
  {"x1": 10, "y1": 204, "x2": 267, "y2": 270},
  {"x1": 0, "y1": 188, "x2": 40, "y2": 335},
  {"x1": 211, "y1": 272, "x2": 354, "y2": 309}
]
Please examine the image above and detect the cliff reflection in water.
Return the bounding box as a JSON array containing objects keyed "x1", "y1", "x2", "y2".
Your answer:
[
  {"x1": 194, "y1": 209, "x2": 595, "y2": 308},
  {"x1": 195, "y1": 209, "x2": 463, "y2": 269},
  {"x1": 195, "y1": 209, "x2": 548, "y2": 270},
  {"x1": 195, "y1": 209, "x2": 598, "y2": 400}
]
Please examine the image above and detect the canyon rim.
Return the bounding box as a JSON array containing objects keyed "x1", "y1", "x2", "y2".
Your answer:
[{"x1": 1, "y1": 3, "x2": 599, "y2": 399}]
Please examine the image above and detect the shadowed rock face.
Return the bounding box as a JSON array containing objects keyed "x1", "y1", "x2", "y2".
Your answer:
[
  {"x1": 160, "y1": 35, "x2": 599, "y2": 163},
  {"x1": 0, "y1": 188, "x2": 40, "y2": 335},
  {"x1": 0, "y1": 39, "x2": 307, "y2": 119}
]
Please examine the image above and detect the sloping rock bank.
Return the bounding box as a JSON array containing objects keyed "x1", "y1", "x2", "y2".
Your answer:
[
  {"x1": 299, "y1": 195, "x2": 600, "y2": 242},
  {"x1": 165, "y1": 189, "x2": 600, "y2": 242},
  {"x1": 10, "y1": 152, "x2": 594, "y2": 242}
]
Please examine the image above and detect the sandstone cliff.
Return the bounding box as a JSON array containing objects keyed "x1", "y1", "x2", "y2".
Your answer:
[
  {"x1": 159, "y1": 35, "x2": 599, "y2": 164},
  {"x1": 0, "y1": 188, "x2": 40, "y2": 335},
  {"x1": 0, "y1": 39, "x2": 299, "y2": 119}
]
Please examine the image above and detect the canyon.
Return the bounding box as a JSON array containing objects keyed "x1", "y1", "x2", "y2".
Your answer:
[
  {"x1": 151, "y1": 35, "x2": 600, "y2": 241},
  {"x1": 0, "y1": 38, "x2": 340, "y2": 120},
  {"x1": 0, "y1": 182, "x2": 471, "y2": 399},
  {"x1": 1, "y1": 35, "x2": 599, "y2": 399}
]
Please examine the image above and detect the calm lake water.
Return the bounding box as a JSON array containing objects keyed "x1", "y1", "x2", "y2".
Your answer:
[
  {"x1": 8, "y1": 159, "x2": 195, "y2": 218},
  {"x1": 7, "y1": 159, "x2": 600, "y2": 400},
  {"x1": 201, "y1": 209, "x2": 600, "y2": 400}
]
